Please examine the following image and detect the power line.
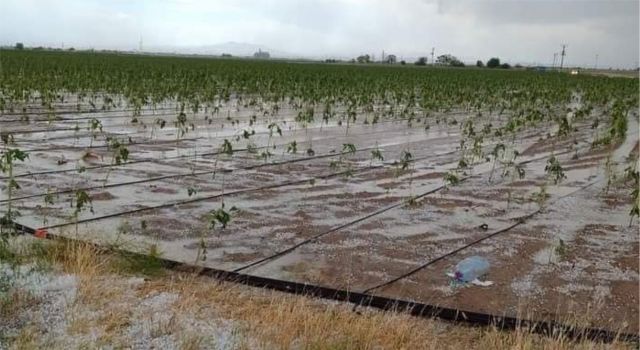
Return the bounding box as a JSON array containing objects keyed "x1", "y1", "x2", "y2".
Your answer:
[{"x1": 560, "y1": 44, "x2": 567, "y2": 70}]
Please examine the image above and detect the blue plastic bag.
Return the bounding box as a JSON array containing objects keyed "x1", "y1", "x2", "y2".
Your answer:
[{"x1": 447, "y1": 256, "x2": 493, "y2": 286}]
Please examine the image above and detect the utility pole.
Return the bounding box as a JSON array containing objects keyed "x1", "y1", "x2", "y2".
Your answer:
[
  {"x1": 382, "y1": 50, "x2": 385, "y2": 63},
  {"x1": 431, "y1": 47, "x2": 435, "y2": 65},
  {"x1": 559, "y1": 44, "x2": 567, "y2": 70},
  {"x1": 594, "y1": 54, "x2": 599, "y2": 69},
  {"x1": 552, "y1": 53, "x2": 557, "y2": 68}
]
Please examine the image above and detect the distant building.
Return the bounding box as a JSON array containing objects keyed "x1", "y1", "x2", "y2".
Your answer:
[
  {"x1": 386, "y1": 54, "x2": 397, "y2": 64},
  {"x1": 528, "y1": 66, "x2": 547, "y2": 72},
  {"x1": 254, "y1": 49, "x2": 270, "y2": 59}
]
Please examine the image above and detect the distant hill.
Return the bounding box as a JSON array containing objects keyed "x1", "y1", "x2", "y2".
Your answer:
[{"x1": 146, "y1": 42, "x2": 296, "y2": 58}]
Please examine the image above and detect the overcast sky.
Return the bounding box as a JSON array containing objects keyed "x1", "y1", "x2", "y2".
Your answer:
[{"x1": 1, "y1": 0, "x2": 638, "y2": 68}]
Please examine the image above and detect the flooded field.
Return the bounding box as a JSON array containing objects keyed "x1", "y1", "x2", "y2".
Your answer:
[
  {"x1": 1, "y1": 51, "x2": 638, "y2": 335},
  {"x1": 3, "y1": 96, "x2": 638, "y2": 333}
]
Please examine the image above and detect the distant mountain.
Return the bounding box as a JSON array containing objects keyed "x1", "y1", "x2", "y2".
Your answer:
[{"x1": 146, "y1": 42, "x2": 297, "y2": 58}]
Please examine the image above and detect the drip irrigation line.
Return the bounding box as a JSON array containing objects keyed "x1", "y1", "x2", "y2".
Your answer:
[
  {"x1": 361, "y1": 180, "x2": 602, "y2": 294},
  {"x1": 233, "y1": 182, "x2": 451, "y2": 273},
  {"x1": 37, "y1": 165, "x2": 384, "y2": 231},
  {"x1": 7, "y1": 113, "x2": 559, "y2": 181},
  {"x1": 22, "y1": 135, "x2": 202, "y2": 154},
  {"x1": 7, "y1": 221, "x2": 638, "y2": 344},
  {"x1": 9, "y1": 111, "x2": 424, "y2": 149},
  {"x1": 2, "y1": 140, "x2": 456, "y2": 204},
  {"x1": 5, "y1": 126, "x2": 84, "y2": 136},
  {"x1": 3, "y1": 137, "x2": 217, "y2": 180},
  {"x1": 7, "y1": 124, "x2": 547, "y2": 206},
  {"x1": 5, "y1": 102, "x2": 539, "y2": 149},
  {"x1": 16, "y1": 113, "x2": 421, "y2": 153},
  {"x1": 0, "y1": 104, "x2": 184, "y2": 117},
  {"x1": 6, "y1": 129, "x2": 588, "y2": 261},
  {"x1": 0, "y1": 106, "x2": 180, "y2": 123},
  {"x1": 18, "y1": 138, "x2": 471, "y2": 229},
  {"x1": 5, "y1": 120, "x2": 469, "y2": 180},
  {"x1": 1, "y1": 102, "x2": 490, "y2": 119},
  {"x1": 29, "y1": 123, "x2": 526, "y2": 228},
  {"x1": 232, "y1": 146, "x2": 581, "y2": 273}
]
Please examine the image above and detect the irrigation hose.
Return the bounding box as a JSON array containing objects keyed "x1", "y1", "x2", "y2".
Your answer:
[
  {"x1": 232, "y1": 145, "x2": 583, "y2": 273},
  {"x1": 1, "y1": 138, "x2": 461, "y2": 204},
  {"x1": 4, "y1": 121, "x2": 458, "y2": 179},
  {"x1": 7, "y1": 220, "x2": 638, "y2": 344},
  {"x1": 360, "y1": 180, "x2": 602, "y2": 294}
]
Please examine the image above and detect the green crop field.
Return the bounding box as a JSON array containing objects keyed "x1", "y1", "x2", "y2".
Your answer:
[{"x1": 1, "y1": 49, "x2": 639, "y2": 334}]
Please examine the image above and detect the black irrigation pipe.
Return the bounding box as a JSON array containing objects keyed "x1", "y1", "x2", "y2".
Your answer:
[
  {"x1": 16, "y1": 112, "x2": 423, "y2": 153},
  {"x1": 2, "y1": 107, "x2": 271, "y2": 126},
  {"x1": 3, "y1": 139, "x2": 205, "y2": 180},
  {"x1": 1, "y1": 139, "x2": 456, "y2": 205},
  {"x1": 35, "y1": 163, "x2": 391, "y2": 230},
  {"x1": 8, "y1": 127, "x2": 591, "y2": 258},
  {"x1": 4, "y1": 101, "x2": 528, "y2": 146},
  {"x1": 0, "y1": 102, "x2": 325, "y2": 124},
  {"x1": 0, "y1": 105, "x2": 180, "y2": 118},
  {"x1": 7, "y1": 112, "x2": 561, "y2": 181},
  {"x1": 8, "y1": 110, "x2": 427, "y2": 148},
  {"x1": 5, "y1": 122, "x2": 551, "y2": 206},
  {"x1": 23, "y1": 127, "x2": 496, "y2": 229},
  {"x1": 4, "y1": 125, "x2": 86, "y2": 136},
  {"x1": 3, "y1": 121, "x2": 461, "y2": 180},
  {"x1": 1, "y1": 101, "x2": 486, "y2": 118},
  {"x1": 0, "y1": 106, "x2": 181, "y2": 123},
  {"x1": 232, "y1": 145, "x2": 582, "y2": 273},
  {"x1": 361, "y1": 180, "x2": 602, "y2": 294},
  {"x1": 22, "y1": 135, "x2": 204, "y2": 154},
  {"x1": 233, "y1": 182, "x2": 451, "y2": 273},
  {"x1": 8, "y1": 220, "x2": 638, "y2": 344},
  {"x1": 21, "y1": 136, "x2": 475, "y2": 229}
]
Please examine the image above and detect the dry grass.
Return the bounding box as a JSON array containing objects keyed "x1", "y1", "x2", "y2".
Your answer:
[
  {"x1": 0, "y1": 289, "x2": 39, "y2": 319},
  {"x1": 0, "y1": 236, "x2": 636, "y2": 349},
  {"x1": 148, "y1": 274, "x2": 636, "y2": 350}
]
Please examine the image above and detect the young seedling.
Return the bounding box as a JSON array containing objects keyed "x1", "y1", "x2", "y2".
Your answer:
[
  {"x1": 443, "y1": 171, "x2": 460, "y2": 188},
  {"x1": 531, "y1": 183, "x2": 550, "y2": 210},
  {"x1": 87, "y1": 117, "x2": 103, "y2": 148},
  {"x1": 103, "y1": 137, "x2": 130, "y2": 185},
  {"x1": 197, "y1": 204, "x2": 238, "y2": 262},
  {"x1": 42, "y1": 187, "x2": 57, "y2": 226},
  {"x1": 0, "y1": 148, "x2": 29, "y2": 236},
  {"x1": 627, "y1": 167, "x2": 639, "y2": 226},
  {"x1": 339, "y1": 143, "x2": 357, "y2": 178},
  {"x1": 70, "y1": 189, "x2": 93, "y2": 236},
  {"x1": 221, "y1": 139, "x2": 233, "y2": 156},
  {"x1": 545, "y1": 155, "x2": 567, "y2": 185},
  {"x1": 554, "y1": 239, "x2": 568, "y2": 261},
  {"x1": 306, "y1": 147, "x2": 315, "y2": 156},
  {"x1": 370, "y1": 147, "x2": 384, "y2": 165},
  {"x1": 500, "y1": 151, "x2": 525, "y2": 209},
  {"x1": 488, "y1": 143, "x2": 506, "y2": 183},
  {"x1": 399, "y1": 150, "x2": 413, "y2": 171},
  {"x1": 174, "y1": 110, "x2": 189, "y2": 139},
  {"x1": 603, "y1": 155, "x2": 617, "y2": 194},
  {"x1": 287, "y1": 140, "x2": 298, "y2": 154}
]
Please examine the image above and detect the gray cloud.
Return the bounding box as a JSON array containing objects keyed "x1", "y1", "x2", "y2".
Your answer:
[
  {"x1": 0, "y1": 0, "x2": 637, "y2": 68},
  {"x1": 438, "y1": 0, "x2": 638, "y2": 25}
]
